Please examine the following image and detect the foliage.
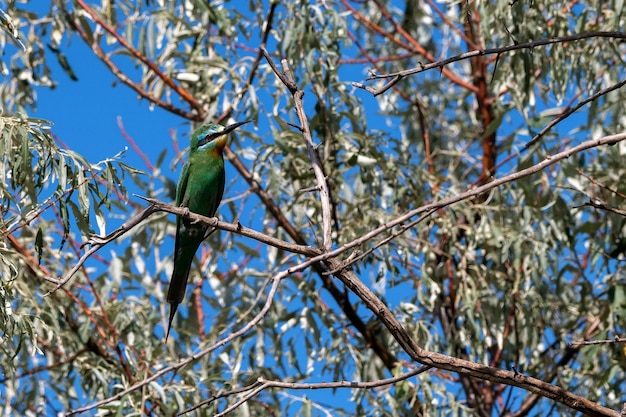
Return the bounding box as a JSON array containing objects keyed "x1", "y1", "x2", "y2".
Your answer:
[{"x1": 0, "y1": 0, "x2": 625, "y2": 416}]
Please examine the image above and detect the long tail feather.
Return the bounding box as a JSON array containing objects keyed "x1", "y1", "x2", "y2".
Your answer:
[{"x1": 166, "y1": 303, "x2": 178, "y2": 341}]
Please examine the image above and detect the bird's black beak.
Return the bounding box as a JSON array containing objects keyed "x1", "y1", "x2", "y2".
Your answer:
[
  {"x1": 199, "y1": 120, "x2": 252, "y2": 147},
  {"x1": 222, "y1": 120, "x2": 252, "y2": 136}
]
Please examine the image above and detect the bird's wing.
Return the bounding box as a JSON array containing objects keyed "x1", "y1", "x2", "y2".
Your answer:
[{"x1": 176, "y1": 161, "x2": 191, "y2": 207}]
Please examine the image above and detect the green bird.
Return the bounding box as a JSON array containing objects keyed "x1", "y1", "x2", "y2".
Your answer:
[{"x1": 166, "y1": 120, "x2": 250, "y2": 340}]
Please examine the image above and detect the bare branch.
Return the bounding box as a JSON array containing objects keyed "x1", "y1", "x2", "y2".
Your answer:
[
  {"x1": 142, "y1": 197, "x2": 322, "y2": 256},
  {"x1": 577, "y1": 199, "x2": 626, "y2": 217},
  {"x1": 355, "y1": 32, "x2": 626, "y2": 96},
  {"x1": 212, "y1": 365, "x2": 432, "y2": 417},
  {"x1": 326, "y1": 209, "x2": 437, "y2": 275},
  {"x1": 524, "y1": 78, "x2": 626, "y2": 149},
  {"x1": 579, "y1": 170, "x2": 626, "y2": 200},
  {"x1": 570, "y1": 336, "x2": 626, "y2": 348},
  {"x1": 180, "y1": 382, "x2": 264, "y2": 416},
  {"x1": 262, "y1": 48, "x2": 334, "y2": 251}
]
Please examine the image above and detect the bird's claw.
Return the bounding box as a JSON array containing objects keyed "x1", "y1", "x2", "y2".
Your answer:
[{"x1": 183, "y1": 207, "x2": 208, "y2": 226}]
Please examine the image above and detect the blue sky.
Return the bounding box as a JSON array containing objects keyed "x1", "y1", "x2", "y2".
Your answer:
[{"x1": 34, "y1": 40, "x2": 181, "y2": 169}]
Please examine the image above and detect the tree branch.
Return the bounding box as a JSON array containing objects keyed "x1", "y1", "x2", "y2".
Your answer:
[
  {"x1": 140, "y1": 197, "x2": 321, "y2": 256},
  {"x1": 354, "y1": 31, "x2": 626, "y2": 96},
  {"x1": 44, "y1": 198, "x2": 321, "y2": 295},
  {"x1": 570, "y1": 336, "x2": 626, "y2": 347},
  {"x1": 43, "y1": 205, "x2": 159, "y2": 295},
  {"x1": 261, "y1": 48, "x2": 333, "y2": 251},
  {"x1": 524, "y1": 78, "x2": 626, "y2": 149}
]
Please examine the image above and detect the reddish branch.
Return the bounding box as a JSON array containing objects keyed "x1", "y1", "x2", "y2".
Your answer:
[
  {"x1": 340, "y1": 0, "x2": 475, "y2": 91},
  {"x1": 73, "y1": 0, "x2": 205, "y2": 117},
  {"x1": 463, "y1": 4, "x2": 497, "y2": 184}
]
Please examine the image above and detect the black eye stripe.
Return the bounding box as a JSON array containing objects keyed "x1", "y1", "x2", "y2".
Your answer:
[
  {"x1": 196, "y1": 121, "x2": 250, "y2": 147},
  {"x1": 198, "y1": 131, "x2": 222, "y2": 147},
  {"x1": 207, "y1": 132, "x2": 221, "y2": 141}
]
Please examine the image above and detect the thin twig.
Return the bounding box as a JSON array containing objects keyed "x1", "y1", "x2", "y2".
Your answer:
[
  {"x1": 325, "y1": 210, "x2": 437, "y2": 275},
  {"x1": 117, "y1": 116, "x2": 154, "y2": 171},
  {"x1": 577, "y1": 199, "x2": 626, "y2": 217},
  {"x1": 579, "y1": 170, "x2": 626, "y2": 200},
  {"x1": 181, "y1": 381, "x2": 265, "y2": 415},
  {"x1": 43, "y1": 205, "x2": 159, "y2": 295},
  {"x1": 569, "y1": 336, "x2": 626, "y2": 347},
  {"x1": 213, "y1": 365, "x2": 432, "y2": 416},
  {"x1": 524, "y1": 78, "x2": 626, "y2": 149}
]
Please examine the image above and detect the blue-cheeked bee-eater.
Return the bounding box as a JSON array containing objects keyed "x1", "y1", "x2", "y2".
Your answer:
[{"x1": 166, "y1": 120, "x2": 250, "y2": 339}]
